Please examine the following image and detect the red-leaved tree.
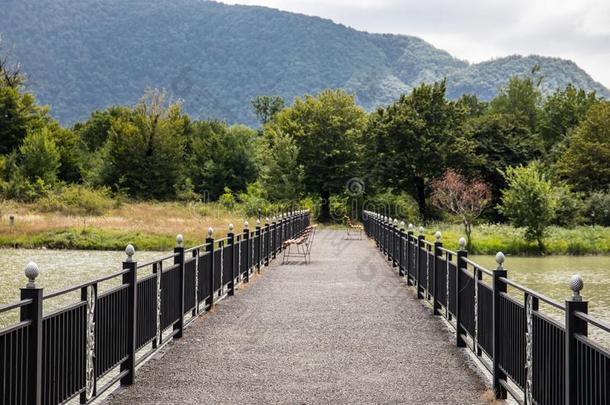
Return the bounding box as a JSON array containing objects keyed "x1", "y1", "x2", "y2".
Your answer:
[{"x1": 431, "y1": 169, "x2": 492, "y2": 248}]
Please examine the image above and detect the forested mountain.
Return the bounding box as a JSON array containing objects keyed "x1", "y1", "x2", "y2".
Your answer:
[{"x1": 1, "y1": 0, "x2": 608, "y2": 125}]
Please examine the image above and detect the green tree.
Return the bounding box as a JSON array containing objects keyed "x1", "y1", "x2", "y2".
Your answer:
[
  {"x1": 188, "y1": 121, "x2": 258, "y2": 199},
  {"x1": 19, "y1": 128, "x2": 61, "y2": 184},
  {"x1": 490, "y1": 76, "x2": 541, "y2": 132},
  {"x1": 498, "y1": 163, "x2": 557, "y2": 252},
  {"x1": 251, "y1": 95, "x2": 285, "y2": 125},
  {"x1": 266, "y1": 89, "x2": 367, "y2": 221},
  {"x1": 556, "y1": 102, "x2": 610, "y2": 192},
  {"x1": 365, "y1": 81, "x2": 474, "y2": 219},
  {"x1": 538, "y1": 85, "x2": 599, "y2": 151},
  {"x1": 49, "y1": 127, "x2": 85, "y2": 183},
  {"x1": 94, "y1": 90, "x2": 188, "y2": 199},
  {"x1": 258, "y1": 130, "x2": 304, "y2": 202},
  {"x1": 466, "y1": 112, "x2": 541, "y2": 219},
  {"x1": 0, "y1": 54, "x2": 50, "y2": 154},
  {"x1": 74, "y1": 106, "x2": 133, "y2": 151}
]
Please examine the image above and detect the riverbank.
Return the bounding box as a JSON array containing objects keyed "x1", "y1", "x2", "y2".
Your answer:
[
  {"x1": 0, "y1": 202, "x2": 608, "y2": 254},
  {"x1": 0, "y1": 201, "x2": 260, "y2": 251},
  {"x1": 319, "y1": 222, "x2": 610, "y2": 255}
]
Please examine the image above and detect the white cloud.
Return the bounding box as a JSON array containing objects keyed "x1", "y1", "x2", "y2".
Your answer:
[{"x1": 220, "y1": 0, "x2": 610, "y2": 88}]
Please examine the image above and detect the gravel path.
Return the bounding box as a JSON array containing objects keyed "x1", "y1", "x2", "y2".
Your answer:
[{"x1": 109, "y1": 230, "x2": 490, "y2": 404}]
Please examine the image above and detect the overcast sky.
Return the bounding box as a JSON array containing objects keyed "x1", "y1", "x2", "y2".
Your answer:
[{"x1": 222, "y1": 0, "x2": 610, "y2": 88}]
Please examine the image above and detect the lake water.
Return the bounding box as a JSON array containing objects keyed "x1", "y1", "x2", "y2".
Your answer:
[{"x1": 1, "y1": 250, "x2": 608, "y2": 345}]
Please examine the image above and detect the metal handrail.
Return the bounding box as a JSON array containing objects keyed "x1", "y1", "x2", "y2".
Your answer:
[
  {"x1": 575, "y1": 311, "x2": 610, "y2": 333},
  {"x1": 498, "y1": 277, "x2": 565, "y2": 310},
  {"x1": 43, "y1": 268, "x2": 131, "y2": 300},
  {"x1": 136, "y1": 252, "x2": 180, "y2": 269},
  {"x1": 461, "y1": 257, "x2": 493, "y2": 276},
  {"x1": 0, "y1": 298, "x2": 33, "y2": 314}
]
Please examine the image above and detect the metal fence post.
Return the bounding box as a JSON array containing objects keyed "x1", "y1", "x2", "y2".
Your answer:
[
  {"x1": 565, "y1": 275, "x2": 587, "y2": 405},
  {"x1": 456, "y1": 237, "x2": 467, "y2": 348},
  {"x1": 492, "y1": 252, "x2": 507, "y2": 399},
  {"x1": 271, "y1": 217, "x2": 277, "y2": 259},
  {"x1": 21, "y1": 262, "x2": 43, "y2": 405},
  {"x1": 121, "y1": 245, "x2": 138, "y2": 384},
  {"x1": 390, "y1": 219, "x2": 396, "y2": 264},
  {"x1": 433, "y1": 231, "x2": 442, "y2": 315},
  {"x1": 243, "y1": 222, "x2": 250, "y2": 282},
  {"x1": 206, "y1": 227, "x2": 215, "y2": 309},
  {"x1": 264, "y1": 218, "x2": 270, "y2": 266},
  {"x1": 173, "y1": 235, "x2": 185, "y2": 339},
  {"x1": 417, "y1": 227, "x2": 425, "y2": 299},
  {"x1": 398, "y1": 222, "x2": 405, "y2": 276},
  {"x1": 255, "y1": 219, "x2": 262, "y2": 273},
  {"x1": 406, "y1": 224, "x2": 414, "y2": 286},
  {"x1": 228, "y1": 224, "x2": 235, "y2": 296}
]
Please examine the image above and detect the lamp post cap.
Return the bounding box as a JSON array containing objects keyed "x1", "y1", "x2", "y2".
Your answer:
[
  {"x1": 458, "y1": 237, "x2": 467, "y2": 249},
  {"x1": 569, "y1": 274, "x2": 584, "y2": 301},
  {"x1": 125, "y1": 244, "x2": 135, "y2": 261},
  {"x1": 25, "y1": 261, "x2": 39, "y2": 288}
]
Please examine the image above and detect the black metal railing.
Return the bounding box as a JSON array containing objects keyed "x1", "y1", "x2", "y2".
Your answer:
[
  {"x1": 0, "y1": 210, "x2": 310, "y2": 405},
  {"x1": 363, "y1": 210, "x2": 610, "y2": 405}
]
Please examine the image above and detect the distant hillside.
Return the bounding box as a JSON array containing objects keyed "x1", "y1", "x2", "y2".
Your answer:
[{"x1": 1, "y1": 0, "x2": 608, "y2": 125}]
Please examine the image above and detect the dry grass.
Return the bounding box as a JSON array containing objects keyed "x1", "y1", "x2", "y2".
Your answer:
[{"x1": 0, "y1": 201, "x2": 262, "y2": 249}]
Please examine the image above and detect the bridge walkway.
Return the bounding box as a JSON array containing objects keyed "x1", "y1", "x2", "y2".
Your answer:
[{"x1": 109, "y1": 230, "x2": 490, "y2": 404}]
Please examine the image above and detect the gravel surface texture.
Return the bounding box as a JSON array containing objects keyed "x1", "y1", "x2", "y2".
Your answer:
[{"x1": 109, "y1": 230, "x2": 490, "y2": 404}]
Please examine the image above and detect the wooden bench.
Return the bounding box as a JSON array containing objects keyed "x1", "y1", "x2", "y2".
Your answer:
[
  {"x1": 282, "y1": 225, "x2": 317, "y2": 264},
  {"x1": 344, "y1": 216, "x2": 363, "y2": 239}
]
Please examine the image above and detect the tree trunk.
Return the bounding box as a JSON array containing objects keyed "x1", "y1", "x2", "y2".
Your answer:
[
  {"x1": 320, "y1": 190, "x2": 331, "y2": 223},
  {"x1": 415, "y1": 177, "x2": 427, "y2": 221}
]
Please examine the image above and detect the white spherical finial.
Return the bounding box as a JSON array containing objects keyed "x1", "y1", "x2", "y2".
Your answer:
[
  {"x1": 272, "y1": 216, "x2": 277, "y2": 222},
  {"x1": 25, "y1": 261, "x2": 39, "y2": 288},
  {"x1": 435, "y1": 231, "x2": 441, "y2": 242},
  {"x1": 228, "y1": 223, "x2": 234, "y2": 232},
  {"x1": 495, "y1": 252, "x2": 505, "y2": 268},
  {"x1": 400, "y1": 221, "x2": 405, "y2": 229},
  {"x1": 418, "y1": 226, "x2": 425, "y2": 235},
  {"x1": 393, "y1": 219, "x2": 398, "y2": 226},
  {"x1": 176, "y1": 234, "x2": 184, "y2": 247},
  {"x1": 408, "y1": 223, "x2": 414, "y2": 231},
  {"x1": 207, "y1": 227, "x2": 214, "y2": 237},
  {"x1": 265, "y1": 217, "x2": 270, "y2": 224},
  {"x1": 458, "y1": 237, "x2": 467, "y2": 250},
  {"x1": 256, "y1": 219, "x2": 261, "y2": 226},
  {"x1": 244, "y1": 221, "x2": 249, "y2": 229},
  {"x1": 125, "y1": 244, "x2": 135, "y2": 262},
  {"x1": 569, "y1": 275, "x2": 584, "y2": 301}
]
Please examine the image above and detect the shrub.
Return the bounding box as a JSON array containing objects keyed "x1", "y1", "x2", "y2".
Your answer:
[
  {"x1": 237, "y1": 182, "x2": 270, "y2": 217},
  {"x1": 364, "y1": 189, "x2": 420, "y2": 224},
  {"x1": 219, "y1": 187, "x2": 235, "y2": 208},
  {"x1": 38, "y1": 185, "x2": 114, "y2": 216},
  {"x1": 498, "y1": 163, "x2": 557, "y2": 252},
  {"x1": 19, "y1": 128, "x2": 61, "y2": 184},
  {"x1": 552, "y1": 185, "x2": 584, "y2": 227},
  {"x1": 584, "y1": 190, "x2": 610, "y2": 226}
]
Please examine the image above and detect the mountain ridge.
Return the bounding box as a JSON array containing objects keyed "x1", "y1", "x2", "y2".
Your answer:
[{"x1": 1, "y1": 0, "x2": 608, "y2": 125}]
